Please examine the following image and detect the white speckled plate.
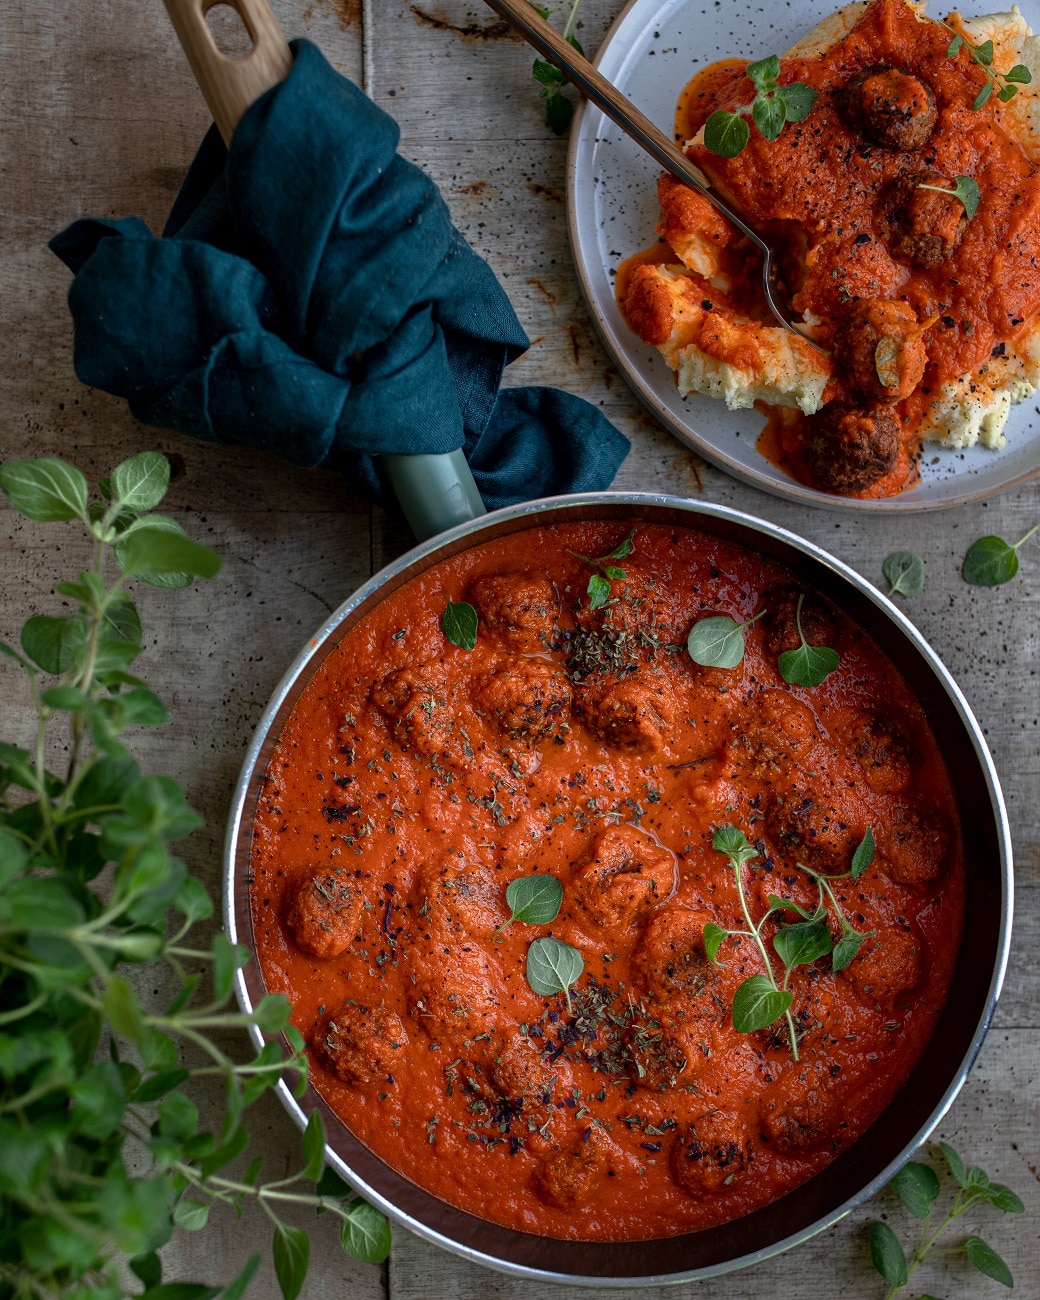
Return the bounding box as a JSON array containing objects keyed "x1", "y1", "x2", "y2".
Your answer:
[{"x1": 566, "y1": 0, "x2": 1040, "y2": 510}]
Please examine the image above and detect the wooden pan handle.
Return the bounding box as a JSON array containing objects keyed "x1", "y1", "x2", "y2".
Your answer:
[{"x1": 163, "y1": 0, "x2": 293, "y2": 144}]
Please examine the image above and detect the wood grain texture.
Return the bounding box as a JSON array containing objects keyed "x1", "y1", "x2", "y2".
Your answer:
[{"x1": 1, "y1": 0, "x2": 1037, "y2": 1296}]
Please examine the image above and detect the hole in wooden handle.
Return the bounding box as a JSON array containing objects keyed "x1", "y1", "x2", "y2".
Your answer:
[{"x1": 204, "y1": 0, "x2": 255, "y2": 59}]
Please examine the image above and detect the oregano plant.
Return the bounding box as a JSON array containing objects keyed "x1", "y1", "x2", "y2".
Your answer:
[
  {"x1": 703, "y1": 56, "x2": 817, "y2": 157},
  {"x1": 870, "y1": 1141, "x2": 1024, "y2": 1296},
  {"x1": 706, "y1": 823, "x2": 874, "y2": 1059},
  {"x1": 567, "y1": 528, "x2": 635, "y2": 610},
  {"x1": 0, "y1": 454, "x2": 390, "y2": 1299}
]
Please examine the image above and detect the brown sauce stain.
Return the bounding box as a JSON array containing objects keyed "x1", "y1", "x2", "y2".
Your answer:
[
  {"x1": 457, "y1": 180, "x2": 492, "y2": 197},
  {"x1": 527, "y1": 278, "x2": 558, "y2": 311},
  {"x1": 527, "y1": 181, "x2": 563, "y2": 204},
  {"x1": 410, "y1": 6, "x2": 513, "y2": 40},
  {"x1": 675, "y1": 451, "x2": 705, "y2": 492}
]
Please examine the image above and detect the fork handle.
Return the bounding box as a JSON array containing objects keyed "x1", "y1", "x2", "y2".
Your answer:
[{"x1": 482, "y1": 0, "x2": 767, "y2": 256}]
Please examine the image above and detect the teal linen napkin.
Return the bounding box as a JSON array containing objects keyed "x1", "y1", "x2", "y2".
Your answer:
[{"x1": 49, "y1": 40, "x2": 628, "y2": 511}]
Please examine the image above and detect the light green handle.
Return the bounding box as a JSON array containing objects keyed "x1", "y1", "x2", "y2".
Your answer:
[{"x1": 380, "y1": 450, "x2": 486, "y2": 541}]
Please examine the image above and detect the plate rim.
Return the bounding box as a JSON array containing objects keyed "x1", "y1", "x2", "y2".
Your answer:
[{"x1": 564, "y1": 0, "x2": 1040, "y2": 512}]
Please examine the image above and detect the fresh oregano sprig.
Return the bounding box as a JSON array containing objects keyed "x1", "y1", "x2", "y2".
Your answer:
[
  {"x1": 942, "y1": 22, "x2": 1032, "y2": 109},
  {"x1": 531, "y1": 0, "x2": 585, "y2": 135},
  {"x1": 0, "y1": 454, "x2": 390, "y2": 1300},
  {"x1": 870, "y1": 1141, "x2": 1024, "y2": 1296},
  {"x1": 706, "y1": 824, "x2": 873, "y2": 1059},
  {"x1": 567, "y1": 528, "x2": 635, "y2": 610},
  {"x1": 703, "y1": 55, "x2": 817, "y2": 158}
]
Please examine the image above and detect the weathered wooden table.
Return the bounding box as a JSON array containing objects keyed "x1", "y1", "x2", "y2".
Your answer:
[{"x1": 2, "y1": 1, "x2": 1037, "y2": 1296}]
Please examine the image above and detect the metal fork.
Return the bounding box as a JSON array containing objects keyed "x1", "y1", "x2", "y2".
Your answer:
[{"x1": 482, "y1": 0, "x2": 821, "y2": 350}]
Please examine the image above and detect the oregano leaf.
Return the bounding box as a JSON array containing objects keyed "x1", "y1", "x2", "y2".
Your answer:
[
  {"x1": 302, "y1": 1110, "x2": 326, "y2": 1182},
  {"x1": 987, "y1": 1182, "x2": 1026, "y2": 1213},
  {"x1": 21, "y1": 614, "x2": 88, "y2": 675},
  {"x1": 712, "y1": 823, "x2": 759, "y2": 867},
  {"x1": 832, "y1": 925, "x2": 863, "y2": 977},
  {"x1": 752, "y1": 93, "x2": 786, "y2": 142},
  {"x1": 111, "y1": 452, "x2": 170, "y2": 512},
  {"x1": 502, "y1": 874, "x2": 563, "y2": 928},
  {"x1": 965, "y1": 1236, "x2": 1014, "y2": 1287},
  {"x1": 963, "y1": 526, "x2": 1036, "y2": 585},
  {"x1": 767, "y1": 894, "x2": 820, "y2": 921},
  {"x1": 272, "y1": 1224, "x2": 309, "y2": 1300},
  {"x1": 940, "y1": 1140, "x2": 968, "y2": 1186},
  {"x1": 703, "y1": 110, "x2": 750, "y2": 158},
  {"x1": 870, "y1": 1220, "x2": 908, "y2": 1286},
  {"x1": 883, "y1": 550, "x2": 925, "y2": 597},
  {"x1": 773, "y1": 918, "x2": 832, "y2": 969},
  {"x1": 731, "y1": 974, "x2": 792, "y2": 1032},
  {"x1": 702, "y1": 921, "x2": 729, "y2": 963},
  {"x1": 776, "y1": 81, "x2": 816, "y2": 121},
  {"x1": 778, "y1": 641, "x2": 839, "y2": 687},
  {"x1": 891, "y1": 1161, "x2": 941, "y2": 1218},
  {"x1": 526, "y1": 936, "x2": 584, "y2": 1007},
  {"x1": 602, "y1": 529, "x2": 635, "y2": 560},
  {"x1": 850, "y1": 827, "x2": 876, "y2": 879},
  {"x1": 339, "y1": 1197, "x2": 392, "y2": 1263},
  {"x1": 687, "y1": 615, "x2": 746, "y2": 668},
  {"x1": 441, "y1": 599, "x2": 478, "y2": 650},
  {"x1": 586, "y1": 573, "x2": 611, "y2": 609},
  {"x1": 875, "y1": 335, "x2": 901, "y2": 389},
  {"x1": 0, "y1": 456, "x2": 89, "y2": 522},
  {"x1": 746, "y1": 54, "x2": 780, "y2": 88}
]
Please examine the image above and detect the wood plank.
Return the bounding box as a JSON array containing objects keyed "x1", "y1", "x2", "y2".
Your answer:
[{"x1": 2, "y1": 0, "x2": 1038, "y2": 1294}]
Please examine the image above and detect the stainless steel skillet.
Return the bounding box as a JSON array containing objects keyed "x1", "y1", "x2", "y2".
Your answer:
[{"x1": 223, "y1": 491, "x2": 1012, "y2": 1285}]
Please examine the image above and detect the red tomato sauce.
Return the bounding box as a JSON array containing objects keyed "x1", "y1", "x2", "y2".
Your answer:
[{"x1": 250, "y1": 522, "x2": 964, "y2": 1240}]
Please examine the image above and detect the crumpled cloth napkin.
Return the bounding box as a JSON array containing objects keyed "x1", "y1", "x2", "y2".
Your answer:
[{"x1": 49, "y1": 40, "x2": 629, "y2": 512}]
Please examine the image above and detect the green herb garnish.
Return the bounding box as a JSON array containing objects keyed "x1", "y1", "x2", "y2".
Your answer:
[
  {"x1": 441, "y1": 598, "x2": 478, "y2": 648},
  {"x1": 686, "y1": 609, "x2": 765, "y2": 669},
  {"x1": 707, "y1": 824, "x2": 874, "y2": 1058},
  {"x1": 917, "y1": 174, "x2": 981, "y2": 221},
  {"x1": 0, "y1": 453, "x2": 390, "y2": 1298},
  {"x1": 526, "y1": 935, "x2": 584, "y2": 1010},
  {"x1": 962, "y1": 525, "x2": 1037, "y2": 586},
  {"x1": 497, "y1": 873, "x2": 564, "y2": 932},
  {"x1": 776, "y1": 593, "x2": 840, "y2": 686},
  {"x1": 703, "y1": 55, "x2": 817, "y2": 158},
  {"x1": 870, "y1": 1141, "x2": 1024, "y2": 1295},
  {"x1": 875, "y1": 335, "x2": 902, "y2": 390},
  {"x1": 568, "y1": 528, "x2": 635, "y2": 610},
  {"x1": 883, "y1": 551, "x2": 926, "y2": 597},
  {"x1": 531, "y1": 1, "x2": 585, "y2": 134},
  {"x1": 943, "y1": 23, "x2": 1032, "y2": 108}
]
